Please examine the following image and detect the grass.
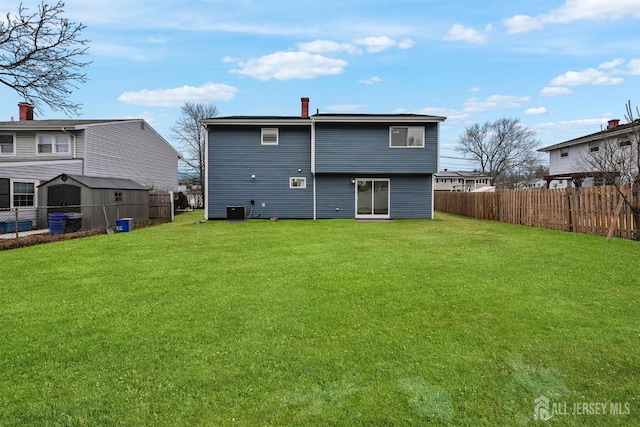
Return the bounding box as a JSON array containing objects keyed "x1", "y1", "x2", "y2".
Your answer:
[{"x1": 0, "y1": 211, "x2": 638, "y2": 426}]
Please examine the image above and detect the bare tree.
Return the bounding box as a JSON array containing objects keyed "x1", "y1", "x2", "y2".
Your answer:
[
  {"x1": 456, "y1": 118, "x2": 540, "y2": 186},
  {"x1": 0, "y1": 1, "x2": 90, "y2": 116},
  {"x1": 579, "y1": 101, "x2": 640, "y2": 239},
  {"x1": 170, "y1": 102, "x2": 218, "y2": 208}
]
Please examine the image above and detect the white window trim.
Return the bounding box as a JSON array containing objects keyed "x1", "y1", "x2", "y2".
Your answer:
[
  {"x1": 559, "y1": 148, "x2": 569, "y2": 158},
  {"x1": 289, "y1": 177, "x2": 307, "y2": 189},
  {"x1": 0, "y1": 133, "x2": 16, "y2": 156},
  {"x1": 36, "y1": 133, "x2": 70, "y2": 155},
  {"x1": 261, "y1": 128, "x2": 279, "y2": 146},
  {"x1": 389, "y1": 126, "x2": 425, "y2": 148},
  {"x1": 355, "y1": 178, "x2": 391, "y2": 220},
  {"x1": 10, "y1": 179, "x2": 38, "y2": 208}
]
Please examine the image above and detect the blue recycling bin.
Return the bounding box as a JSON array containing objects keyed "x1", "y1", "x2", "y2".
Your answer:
[{"x1": 48, "y1": 213, "x2": 67, "y2": 235}]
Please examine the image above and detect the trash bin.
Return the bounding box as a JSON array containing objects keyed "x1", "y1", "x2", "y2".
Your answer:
[
  {"x1": 48, "y1": 213, "x2": 67, "y2": 235},
  {"x1": 65, "y1": 212, "x2": 83, "y2": 232},
  {"x1": 115, "y1": 218, "x2": 133, "y2": 232}
]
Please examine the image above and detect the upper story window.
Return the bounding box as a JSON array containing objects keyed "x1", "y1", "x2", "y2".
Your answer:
[
  {"x1": 560, "y1": 148, "x2": 569, "y2": 158},
  {"x1": 37, "y1": 134, "x2": 70, "y2": 154},
  {"x1": 0, "y1": 134, "x2": 15, "y2": 155},
  {"x1": 390, "y1": 126, "x2": 425, "y2": 148},
  {"x1": 619, "y1": 140, "x2": 632, "y2": 148},
  {"x1": 589, "y1": 143, "x2": 599, "y2": 152},
  {"x1": 115, "y1": 191, "x2": 123, "y2": 202},
  {"x1": 261, "y1": 128, "x2": 279, "y2": 145}
]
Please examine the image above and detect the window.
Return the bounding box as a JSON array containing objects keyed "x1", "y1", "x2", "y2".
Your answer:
[
  {"x1": 560, "y1": 148, "x2": 569, "y2": 158},
  {"x1": 589, "y1": 143, "x2": 599, "y2": 152},
  {"x1": 289, "y1": 177, "x2": 306, "y2": 189},
  {"x1": 37, "y1": 134, "x2": 70, "y2": 154},
  {"x1": 115, "y1": 192, "x2": 123, "y2": 202},
  {"x1": 0, "y1": 178, "x2": 9, "y2": 209},
  {"x1": 261, "y1": 128, "x2": 278, "y2": 145},
  {"x1": 619, "y1": 140, "x2": 632, "y2": 148},
  {"x1": 389, "y1": 126, "x2": 425, "y2": 147},
  {"x1": 0, "y1": 134, "x2": 15, "y2": 155},
  {"x1": 13, "y1": 181, "x2": 35, "y2": 207}
]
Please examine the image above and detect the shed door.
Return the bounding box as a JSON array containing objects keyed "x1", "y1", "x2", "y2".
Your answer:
[{"x1": 47, "y1": 184, "x2": 81, "y2": 214}]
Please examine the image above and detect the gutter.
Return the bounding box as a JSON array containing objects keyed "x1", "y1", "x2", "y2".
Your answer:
[{"x1": 311, "y1": 117, "x2": 317, "y2": 220}]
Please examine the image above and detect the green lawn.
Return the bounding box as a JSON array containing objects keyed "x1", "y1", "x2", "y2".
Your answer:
[{"x1": 0, "y1": 212, "x2": 638, "y2": 426}]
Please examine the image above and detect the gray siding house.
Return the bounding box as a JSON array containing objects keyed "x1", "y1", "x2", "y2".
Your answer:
[
  {"x1": 0, "y1": 103, "x2": 180, "y2": 218},
  {"x1": 203, "y1": 98, "x2": 445, "y2": 220}
]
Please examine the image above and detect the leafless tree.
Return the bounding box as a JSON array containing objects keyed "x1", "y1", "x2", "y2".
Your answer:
[
  {"x1": 170, "y1": 102, "x2": 218, "y2": 208},
  {"x1": 0, "y1": 1, "x2": 90, "y2": 116},
  {"x1": 456, "y1": 118, "x2": 540, "y2": 187},
  {"x1": 579, "y1": 101, "x2": 640, "y2": 239}
]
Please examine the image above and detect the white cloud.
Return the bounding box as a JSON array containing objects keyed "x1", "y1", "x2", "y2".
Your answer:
[
  {"x1": 298, "y1": 40, "x2": 362, "y2": 55},
  {"x1": 550, "y1": 68, "x2": 624, "y2": 86},
  {"x1": 360, "y1": 76, "x2": 382, "y2": 85},
  {"x1": 398, "y1": 39, "x2": 415, "y2": 50},
  {"x1": 628, "y1": 59, "x2": 640, "y2": 75},
  {"x1": 443, "y1": 24, "x2": 490, "y2": 45},
  {"x1": 599, "y1": 58, "x2": 625, "y2": 70},
  {"x1": 526, "y1": 107, "x2": 549, "y2": 115},
  {"x1": 470, "y1": 87, "x2": 481, "y2": 92},
  {"x1": 118, "y1": 82, "x2": 238, "y2": 107},
  {"x1": 463, "y1": 95, "x2": 531, "y2": 113},
  {"x1": 353, "y1": 36, "x2": 398, "y2": 53},
  {"x1": 221, "y1": 56, "x2": 239, "y2": 63},
  {"x1": 504, "y1": 0, "x2": 640, "y2": 34},
  {"x1": 230, "y1": 51, "x2": 348, "y2": 81},
  {"x1": 541, "y1": 86, "x2": 573, "y2": 96}
]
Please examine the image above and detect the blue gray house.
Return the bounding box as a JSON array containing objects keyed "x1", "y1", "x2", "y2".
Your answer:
[{"x1": 202, "y1": 98, "x2": 445, "y2": 220}]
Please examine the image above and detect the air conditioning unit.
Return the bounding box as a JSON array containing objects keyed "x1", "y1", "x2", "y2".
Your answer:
[{"x1": 226, "y1": 205, "x2": 246, "y2": 221}]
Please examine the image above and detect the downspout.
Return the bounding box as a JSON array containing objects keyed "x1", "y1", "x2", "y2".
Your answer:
[
  {"x1": 203, "y1": 122, "x2": 209, "y2": 220},
  {"x1": 433, "y1": 122, "x2": 440, "y2": 219},
  {"x1": 311, "y1": 117, "x2": 317, "y2": 220}
]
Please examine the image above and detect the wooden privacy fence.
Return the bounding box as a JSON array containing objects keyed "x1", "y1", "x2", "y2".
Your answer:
[
  {"x1": 434, "y1": 186, "x2": 637, "y2": 240},
  {"x1": 149, "y1": 191, "x2": 174, "y2": 220}
]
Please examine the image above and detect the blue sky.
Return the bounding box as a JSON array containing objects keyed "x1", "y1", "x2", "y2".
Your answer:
[{"x1": 1, "y1": 0, "x2": 639, "y2": 169}]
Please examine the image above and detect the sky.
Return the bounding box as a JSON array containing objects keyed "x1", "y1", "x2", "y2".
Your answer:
[{"x1": 1, "y1": 0, "x2": 639, "y2": 170}]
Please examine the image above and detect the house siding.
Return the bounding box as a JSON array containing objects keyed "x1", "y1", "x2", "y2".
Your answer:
[
  {"x1": 315, "y1": 122, "x2": 438, "y2": 173},
  {"x1": 84, "y1": 121, "x2": 178, "y2": 190},
  {"x1": 0, "y1": 159, "x2": 83, "y2": 181},
  {"x1": 315, "y1": 174, "x2": 433, "y2": 219},
  {"x1": 208, "y1": 125, "x2": 313, "y2": 219}
]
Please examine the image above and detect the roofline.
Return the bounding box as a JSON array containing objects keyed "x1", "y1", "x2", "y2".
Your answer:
[
  {"x1": 201, "y1": 117, "x2": 311, "y2": 126},
  {"x1": 312, "y1": 114, "x2": 446, "y2": 123},
  {"x1": 201, "y1": 114, "x2": 446, "y2": 127},
  {"x1": 538, "y1": 119, "x2": 639, "y2": 152}
]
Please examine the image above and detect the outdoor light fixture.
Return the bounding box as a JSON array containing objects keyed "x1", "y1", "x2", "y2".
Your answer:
[
  {"x1": 351, "y1": 178, "x2": 356, "y2": 184},
  {"x1": 297, "y1": 168, "x2": 302, "y2": 173},
  {"x1": 251, "y1": 174, "x2": 256, "y2": 179}
]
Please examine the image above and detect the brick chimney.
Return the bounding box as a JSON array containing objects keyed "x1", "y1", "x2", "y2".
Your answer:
[
  {"x1": 301, "y1": 97, "x2": 309, "y2": 119},
  {"x1": 18, "y1": 102, "x2": 34, "y2": 121},
  {"x1": 607, "y1": 119, "x2": 620, "y2": 129}
]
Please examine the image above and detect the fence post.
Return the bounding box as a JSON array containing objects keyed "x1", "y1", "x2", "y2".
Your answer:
[
  {"x1": 14, "y1": 207, "x2": 19, "y2": 239},
  {"x1": 565, "y1": 188, "x2": 573, "y2": 232}
]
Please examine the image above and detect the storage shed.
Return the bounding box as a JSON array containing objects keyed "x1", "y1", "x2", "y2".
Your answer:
[{"x1": 38, "y1": 174, "x2": 149, "y2": 231}]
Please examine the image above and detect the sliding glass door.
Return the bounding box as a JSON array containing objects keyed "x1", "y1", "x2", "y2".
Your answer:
[{"x1": 355, "y1": 179, "x2": 390, "y2": 219}]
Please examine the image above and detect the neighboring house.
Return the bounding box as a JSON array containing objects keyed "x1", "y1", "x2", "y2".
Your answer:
[
  {"x1": 434, "y1": 169, "x2": 492, "y2": 191},
  {"x1": 0, "y1": 103, "x2": 180, "y2": 217},
  {"x1": 202, "y1": 98, "x2": 445, "y2": 220},
  {"x1": 538, "y1": 118, "x2": 636, "y2": 187}
]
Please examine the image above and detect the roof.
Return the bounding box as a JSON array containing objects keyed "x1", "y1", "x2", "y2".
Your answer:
[
  {"x1": 0, "y1": 119, "x2": 127, "y2": 131},
  {"x1": 39, "y1": 174, "x2": 148, "y2": 190},
  {"x1": 435, "y1": 170, "x2": 491, "y2": 178},
  {"x1": 201, "y1": 113, "x2": 446, "y2": 126},
  {"x1": 538, "y1": 119, "x2": 640, "y2": 152}
]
